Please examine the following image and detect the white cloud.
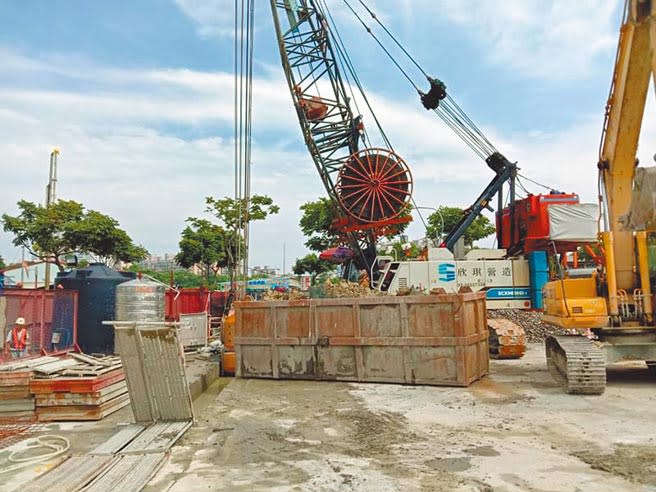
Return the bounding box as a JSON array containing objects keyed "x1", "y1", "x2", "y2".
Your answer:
[
  {"x1": 440, "y1": 0, "x2": 620, "y2": 80},
  {"x1": 173, "y1": 0, "x2": 235, "y2": 38}
]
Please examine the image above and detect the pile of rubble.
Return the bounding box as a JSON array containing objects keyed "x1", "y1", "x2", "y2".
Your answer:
[
  {"x1": 488, "y1": 309, "x2": 568, "y2": 343},
  {"x1": 323, "y1": 280, "x2": 384, "y2": 298},
  {"x1": 263, "y1": 290, "x2": 309, "y2": 301},
  {"x1": 263, "y1": 280, "x2": 384, "y2": 300}
]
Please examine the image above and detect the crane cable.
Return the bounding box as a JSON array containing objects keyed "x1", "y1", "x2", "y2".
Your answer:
[
  {"x1": 317, "y1": 0, "x2": 431, "y2": 232},
  {"x1": 341, "y1": 0, "x2": 498, "y2": 161},
  {"x1": 317, "y1": 0, "x2": 392, "y2": 150},
  {"x1": 234, "y1": 0, "x2": 255, "y2": 296},
  {"x1": 343, "y1": 0, "x2": 569, "y2": 198}
]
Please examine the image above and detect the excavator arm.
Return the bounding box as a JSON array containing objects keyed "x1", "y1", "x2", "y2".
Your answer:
[{"x1": 598, "y1": 0, "x2": 655, "y2": 294}]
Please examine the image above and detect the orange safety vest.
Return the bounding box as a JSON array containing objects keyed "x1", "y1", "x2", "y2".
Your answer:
[{"x1": 11, "y1": 327, "x2": 27, "y2": 350}]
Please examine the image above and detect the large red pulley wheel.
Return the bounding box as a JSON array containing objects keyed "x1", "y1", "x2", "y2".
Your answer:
[{"x1": 336, "y1": 148, "x2": 413, "y2": 223}]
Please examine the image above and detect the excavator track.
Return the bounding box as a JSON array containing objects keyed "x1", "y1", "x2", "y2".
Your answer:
[
  {"x1": 487, "y1": 318, "x2": 526, "y2": 359},
  {"x1": 545, "y1": 335, "x2": 606, "y2": 395}
]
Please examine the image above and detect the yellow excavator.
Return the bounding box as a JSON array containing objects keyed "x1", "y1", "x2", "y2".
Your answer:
[{"x1": 543, "y1": 0, "x2": 656, "y2": 394}]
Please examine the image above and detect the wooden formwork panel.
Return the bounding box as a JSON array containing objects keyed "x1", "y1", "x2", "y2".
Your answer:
[
  {"x1": 29, "y1": 369, "x2": 125, "y2": 394},
  {"x1": 35, "y1": 393, "x2": 130, "y2": 422},
  {"x1": 235, "y1": 293, "x2": 488, "y2": 387}
]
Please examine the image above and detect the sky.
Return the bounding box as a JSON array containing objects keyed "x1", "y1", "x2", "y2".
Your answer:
[{"x1": 0, "y1": 0, "x2": 654, "y2": 272}]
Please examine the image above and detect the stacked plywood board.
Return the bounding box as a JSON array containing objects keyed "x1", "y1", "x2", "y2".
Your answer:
[
  {"x1": 0, "y1": 354, "x2": 129, "y2": 422},
  {"x1": 30, "y1": 354, "x2": 128, "y2": 421},
  {"x1": 0, "y1": 357, "x2": 61, "y2": 421}
]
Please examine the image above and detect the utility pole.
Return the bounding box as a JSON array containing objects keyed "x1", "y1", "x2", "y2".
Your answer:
[{"x1": 44, "y1": 148, "x2": 59, "y2": 290}]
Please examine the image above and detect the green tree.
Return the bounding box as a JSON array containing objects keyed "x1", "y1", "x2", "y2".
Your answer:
[
  {"x1": 299, "y1": 197, "x2": 412, "y2": 253},
  {"x1": 380, "y1": 241, "x2": 422, "y2": 260},
  {"x1": 0, "y1": 255, "x2": 5, "y2": 270},
  {"x1": 426, "y1": 206, "x2": 496, "y2": 248},
  {"x1": 292, "y1": 253, "x2": 333, "y2": 282},
  {"x1": 205, "y1": 195, "x2": 280, "y2": 229},
  {"x1": 175, "y1": 218, "x2": 231, "y2": 283},
  {"x1": 299, "y1": 198, "x2": 341, "y2": 252},
  {"x1": 177, "y1": 194, "x2": 279, "y2": 283},
  {"x1": 2, "y1": 200, "x2": 148, "y2": 271}
]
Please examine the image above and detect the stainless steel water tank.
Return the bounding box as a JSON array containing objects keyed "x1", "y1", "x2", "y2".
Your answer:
[{"x1": 115, "y1": 277, "x2": 165, "y2": 322}]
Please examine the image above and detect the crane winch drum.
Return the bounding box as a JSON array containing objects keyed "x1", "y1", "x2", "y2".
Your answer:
[{"x1": 336, "y1": 148, "x2": 412, "y2": 223}]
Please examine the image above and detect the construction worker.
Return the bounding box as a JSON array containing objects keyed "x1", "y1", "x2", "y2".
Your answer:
[{"x1": 5, "y1": 317, "x2": 29, "y2": 359}]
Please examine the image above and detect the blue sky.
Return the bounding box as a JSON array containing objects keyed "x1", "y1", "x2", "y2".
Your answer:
[{"x1": 0, "y1": 0, "x2": 653, "y2": 271}]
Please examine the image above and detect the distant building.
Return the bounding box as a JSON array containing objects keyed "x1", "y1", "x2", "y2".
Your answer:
[
  {"x1": 140, "y1": 254, "x2": 185, "y2": 272},
  {"x1": 251, "y1": 265, "x2": 277, "y2": 277}
]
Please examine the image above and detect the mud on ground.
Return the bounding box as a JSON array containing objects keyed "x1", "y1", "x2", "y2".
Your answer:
[{"x1": 145, "y1": 344, "x2": 656, "y2": 492}]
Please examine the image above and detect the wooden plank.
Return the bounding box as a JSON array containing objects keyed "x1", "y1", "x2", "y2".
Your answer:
[
  {"x1": 0, "y1": 398, "x2": 34, "y2": 412},
  {"x1": 33, "y1": 359, "x2": 79, "y2": 375},
  {"x1": 20, "y1": 455, "x2": 115, "y2": 492},
  {"x1": 30, "y1": 369, "x2": 125, "y2": 394},
  {"x1": 36, "y1": 394, "x2": 130, "y2": 422},
  {"x1": 90, "y1": 424, "x2": 146, "y2": 455},
  {"x1": 68, "y1": 352, "x2": 113, "y2": 367},
  {"x1": 0, "y1": 372, "x2": 31, "y2": 387},
  {"x1": 35, "y1": 382, "x2": 127, "y2": 407},
  {"x1": 60, "y1": 364, "x2": 123, "y2": 377},
  {"x1": 83, "y1": 453, "x2": 166, "y2": 492},
  {"x1": 121, "y1": 421, "x2": 191, "y2": 454},
  {"x1": 0, "y1": 387, "x2": 31, "y2": 400},
  {"x1": 0, "y1": 356, "x2": 59, "y2": 372}
]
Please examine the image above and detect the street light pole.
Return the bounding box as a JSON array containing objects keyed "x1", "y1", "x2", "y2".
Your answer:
[
  {"x1": 44, "y1": 148, "x2": 60, "y2": 290},
  {"x1": 414, "y1": 206, "x2": 444, "y2": 247}
]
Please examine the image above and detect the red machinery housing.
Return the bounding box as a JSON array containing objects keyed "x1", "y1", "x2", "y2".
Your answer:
[{"x1": 497, "y1": 193, "x2": 580, "y2": 256}]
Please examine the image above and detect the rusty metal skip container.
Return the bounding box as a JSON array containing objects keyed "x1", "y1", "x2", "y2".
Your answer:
[{"x1": 235, "y1": 292, "x2": 488, "y2": 387}]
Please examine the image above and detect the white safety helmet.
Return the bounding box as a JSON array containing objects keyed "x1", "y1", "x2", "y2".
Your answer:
[{"x1": 15, "y1": 317, "x2": 26, "y2": 326}]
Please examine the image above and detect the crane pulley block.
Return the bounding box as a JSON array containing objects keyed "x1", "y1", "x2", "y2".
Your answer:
[{"x1": 420, "y1": 77, "x2": 447, "y2": 110}]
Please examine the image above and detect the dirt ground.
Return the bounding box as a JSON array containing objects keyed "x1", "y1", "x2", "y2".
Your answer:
[
  {"x1": 2, "y1": 346, "x2": 655, "y2": 492},
  {"x1": 142, "y1": 344, "x2": 656, "y2": 492}
]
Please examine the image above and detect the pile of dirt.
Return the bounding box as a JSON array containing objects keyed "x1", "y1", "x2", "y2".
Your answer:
[
  {"x1": 262, "y1": 280, "x2": 383, "y2": 301},
  {"x1": 488, "y1": 309, "x2": 568, "y2": 343},
  {"x1": 324, "y1": 280, "x2": 384, "y2": 298},
  {"x1": 263, "y1": 290, "x2": 309, "y2": 301}
]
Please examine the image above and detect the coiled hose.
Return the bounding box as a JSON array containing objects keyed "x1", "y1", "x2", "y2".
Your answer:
[{"x1": 0, "y1": 435, "x2": 70, "y2": 474}]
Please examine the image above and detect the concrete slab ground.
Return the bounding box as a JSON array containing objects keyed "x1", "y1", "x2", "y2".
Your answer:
[{"x1": 145, "y1": 344, "x2": 656, "y2": 492}]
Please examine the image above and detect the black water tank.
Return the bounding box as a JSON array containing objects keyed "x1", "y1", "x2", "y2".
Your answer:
[{"x1": 56, "y1": 263, "x2": 135, "y2": 354}]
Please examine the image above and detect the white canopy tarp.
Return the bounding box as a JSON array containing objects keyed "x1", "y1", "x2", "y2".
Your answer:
[
  {"x1": 620, "y1": 166, "x2": 656, "y2": 230},
  {"x1": 547, "y1": 203, "x2": 599, "y2": 242}
]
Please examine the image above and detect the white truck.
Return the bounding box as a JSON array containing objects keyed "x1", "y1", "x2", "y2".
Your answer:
[{"x1": 372, "y1": 248, "x2": 532, "y2": 310}]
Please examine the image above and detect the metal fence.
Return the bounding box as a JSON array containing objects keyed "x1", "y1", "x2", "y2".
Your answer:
[{"x1": 1, "y1": 289, "x2": 78, "y2": 362}]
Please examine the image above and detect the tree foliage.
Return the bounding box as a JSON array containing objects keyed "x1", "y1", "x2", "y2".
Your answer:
[
  {"x1": 299, "y1": 198, "x2": 341, "y2": 253},
  {"x1": 0, "y1": 255, "x2": 5, "y2": 271},
  {"x1": 292, "y1": 253, "x2": 333, "y2": 280},
  {"x1": 205, "y1": 195, "x2": 280, "y2": 230},
  {"x1": 425, "y1": 206, "x2": 496, "y2": 248},
  {"x1": 175, "y1": 218, "x2": 230, "y2": 281},
  {"x1": 299, "y1": 197, "x2": 412, "y2": 253},
  {"x1": 380, "y1": 241, "x2": 422, "y2": 260},
  {"x1": 2, "y1": 200, "x2": 148, "y2": 271},
  {"x1": 177, "y1": 195, "x2": 279, "y2": 279}
]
